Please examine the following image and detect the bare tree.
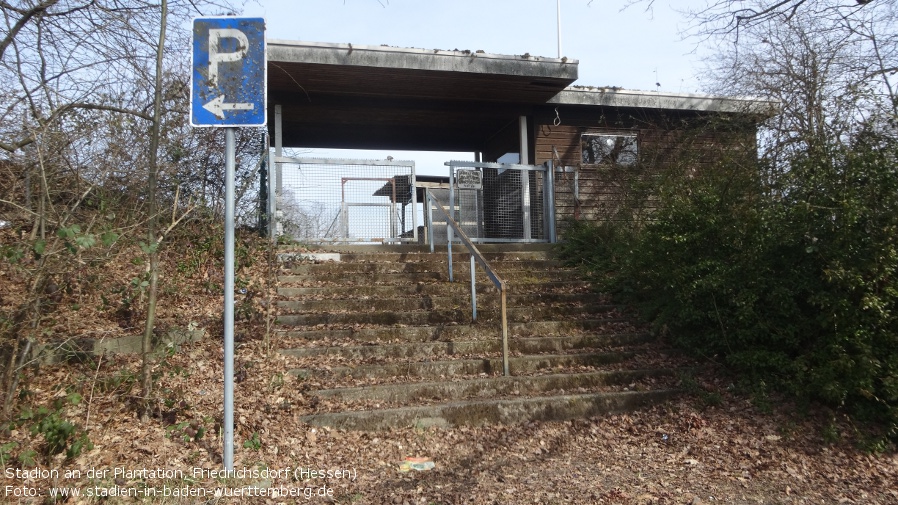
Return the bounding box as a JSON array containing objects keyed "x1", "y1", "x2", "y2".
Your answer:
[
  {"x1": 140, "y1": 0, "x2": 167, "y2": 422},
  {"x1": 0, "y1": 0, "x2": 243, "y2": 418},
  {"x1": 694, "y1": 1, "x2": 897, "y2": 175},
  {"x1": 622, "y1": 0, "x2": 882, "y2": 39}
]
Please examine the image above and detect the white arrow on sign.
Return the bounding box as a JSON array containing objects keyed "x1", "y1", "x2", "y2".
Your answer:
[{"x1": 202, "y1": 95, "x2": 254, "y2": 119}]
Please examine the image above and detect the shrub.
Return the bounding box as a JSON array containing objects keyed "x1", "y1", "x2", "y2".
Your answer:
[{"x1": 558, "y1": 132, "x2": 898, "y2": 443}]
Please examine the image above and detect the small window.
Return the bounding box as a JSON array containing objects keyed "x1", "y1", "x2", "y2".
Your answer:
[{"x1": 581, "y1": 133, "x2": 638, "y2": 167}]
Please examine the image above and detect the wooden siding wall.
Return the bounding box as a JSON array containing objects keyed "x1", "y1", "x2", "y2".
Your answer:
[{"x1": 533, "y1": 109, "x2": 757, "y2": 230}]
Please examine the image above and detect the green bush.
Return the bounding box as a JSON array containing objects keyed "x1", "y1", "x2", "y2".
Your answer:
[
  {"x1": 559, "y1": 133, "x2": 898, "y2": 443},
  {"x1": 12, "y1": 392, "x2": 93, "y2": 462}
]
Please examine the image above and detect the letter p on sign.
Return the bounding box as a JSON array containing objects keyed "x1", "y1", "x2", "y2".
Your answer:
[{"x1": 208, "y1": 29, "x2": 249, "y2": 85}]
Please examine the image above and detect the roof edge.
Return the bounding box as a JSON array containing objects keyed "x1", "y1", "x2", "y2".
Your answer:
[
  {"x1": 550, "y1": 87, "x2": 778, "y2": 115},
  {"x1": 267, "y1": 40, "x2": 578, "y2": 81},
  {"x1": 267, "y1": 39, "x2": 577, "y2": 64}
]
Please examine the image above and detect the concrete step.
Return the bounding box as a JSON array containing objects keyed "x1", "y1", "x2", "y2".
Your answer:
[
  {"x1": 276, "y1": 292, "x2": 610, "y2": 313},
  {"x1": 299, "y1": 389, "x2": 680, "y2": 430},
  {"x1": 276, "y1": 318, "x2": 640, "y2": 342},
  {"x1": 284, "y1": 259, "x2": 562, "y2": 275},
  {"x1": 281, "y1": 333, "x2": 653, "y2": 360},
  {"x1": 282, "y1": 243, "x2": 555, "y2": 254},
  {"x1": 278, "y1": 268, "x2": 581, "y2": 285},
  {"x1": 276, "y1": 303, "x2": 622, "y2": 326},
  {"x1": 277, "y1": 280, "x2": 593, "y2": 298},
  {"x1": 288, "y1": 250, "x2": 554, "y2": 263},
  {"x1": 274, "y1": 244, "x2": 682, "y2": 429},
  {"x1": 278, "y1": 271, "x2": 445, "y2": 284},
  {"x1": 310, "y1": 369, "x2": 675, "y2": 404},
  {"x1": 289, "y1": 351, "x2": 635, "y2": 380}
]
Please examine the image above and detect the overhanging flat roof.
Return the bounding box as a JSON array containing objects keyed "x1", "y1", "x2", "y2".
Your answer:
[
  {"x1": 267, "y1": 41, "x2": 578, "y2": 151},
  {"x1": 268, "y1": 41, "x2": 578, "y2": 103}
]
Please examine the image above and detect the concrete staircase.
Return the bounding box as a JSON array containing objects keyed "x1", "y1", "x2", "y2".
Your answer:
[{"x1": 276, "y1": 244, "x2": 685, "y2": 430}]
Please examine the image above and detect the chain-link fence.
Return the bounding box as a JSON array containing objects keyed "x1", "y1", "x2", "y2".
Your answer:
[
  {"x1": 424, "y1": 161, "x2": 551, "y2": 244},
  {"x1": 274, "y1": 157, "x2": 417, "y2": 243}
]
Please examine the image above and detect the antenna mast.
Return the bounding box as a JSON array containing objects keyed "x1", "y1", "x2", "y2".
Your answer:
[{"x1": 557, "y1": 0, "x2": 562, "y2": 58}]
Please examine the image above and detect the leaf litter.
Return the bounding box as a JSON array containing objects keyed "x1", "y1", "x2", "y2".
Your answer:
[{"x1": 1, "y1": 238, "x2": 896, "y2": 504}]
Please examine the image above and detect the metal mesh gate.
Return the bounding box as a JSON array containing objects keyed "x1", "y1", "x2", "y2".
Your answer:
[
  {"x1": 430, "y1": 161, "x2": 549, "y2": 243},
  {"x1": 275, "y1": 157, "x2": 417, "y2": 243}
]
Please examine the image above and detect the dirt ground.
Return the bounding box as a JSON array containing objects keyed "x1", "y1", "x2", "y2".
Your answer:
[
  {"x1": 2, "y1": 333, "x2": 896, "y2": 505},
  {"x1": 1, "y1": 232, "x2": 895, "y2": 504}
]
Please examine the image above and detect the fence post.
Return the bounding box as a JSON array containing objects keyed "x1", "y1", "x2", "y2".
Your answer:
[
  {"x1": 271, "y1": 105, "x2": 283, "y2": 241},
  {"x1": 519, "y1": 116, "x2": 532, "y2": 240},
  {"x1": 448, "y1": 164, "x2": 455, "y2": 282},
  {"x1": 546, "y1": 161, "x2": 557, "y2": 243},
  {"x1": 427, "y1": 192, "x2": 435, "y2": 253}
]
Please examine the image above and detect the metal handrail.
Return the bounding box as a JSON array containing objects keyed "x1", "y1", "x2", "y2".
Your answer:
[{"x1": 426, "y1": 193, "x2": 510, "y2": 376}]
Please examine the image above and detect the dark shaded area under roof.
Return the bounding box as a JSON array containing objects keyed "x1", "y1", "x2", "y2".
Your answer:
[{"x1": 267, "y1": 41, "x2": 577, "y2": 152}]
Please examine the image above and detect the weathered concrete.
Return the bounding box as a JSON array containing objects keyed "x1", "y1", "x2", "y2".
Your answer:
[
  {"x1": 281, "y1": 333, "x2": 651, "y2": 361},
  {"x1": 300, "y1": 390, "x2": 681, "y2": 430},
  {"x1": 277, "y1": 318, "x2": 636, "y2": 342},
  {"x1": 29, "y1": 326, "x2": 206, "y2": 365},
  {"x1": 278, "y1": 252, "x2": 342, "y2": 263},
  {"x1": 284, "y1": 259, "x2": 562, "y2": 275},
  {"x1": 282, "y1": 243, "x2": 555, "y2": 254},
  {"x1": 278, "y1": 282, "x2": 592, "y2": 299},
  {"x1": 277, "y1": 308, "x2": 470, "y2": 326},
  {"x1": 276, "y1": 303, "x2": 620, "y2": 326},
  {"x1": 276, "y1": 243, "x2": 684, "y2": 429},
  {"x1": 277, "y1": 300, "x2": 625, "y2": 326},
  {"x1": 278, "y1": 271, "x2": 443, "y2": 284},
  {"x1": 277, "y1": 292, "x2": 608, "y2": 313},
  {"x1": 290, "y1": 250, "x2": 554, "y2": 263},
  {"x1": 549, "y1": 87, "x2": 777, "y2": 114},
  {"x1": 277, "y1": 280, "x2": 591, "y2": 298},
  {"x1": 269, "y1": 41, "x2": 578, "y2": 80},
  {"x1": 311, "y1": 369, "x2": 675, "y2": 404},
  {"x1": 278, "y1": 268, "x2": 580, "y2": 284},
  {"x1": 289, "y1": 351, "x2": 635, "y2": 380}
]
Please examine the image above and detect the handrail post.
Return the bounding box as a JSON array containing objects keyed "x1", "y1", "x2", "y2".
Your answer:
[
  {"x1": 427, "y1": 192, "x2": 434, "y2": 252},
  {"x1": 427, "y1": 194, "x2": 510, "y2": 377},
  {"x1": 447, "y1": 233, "x2": 453, "y2": 283},
  {"x1": 501, "y1": 284, "x2": 509, "y2": 376},
  {"x1": 471, "y1": 255, "x2": 477, "y2": 321}
]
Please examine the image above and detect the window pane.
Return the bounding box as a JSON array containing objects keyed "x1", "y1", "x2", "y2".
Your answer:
[{"x1": 581, "y1": 134, "x2": 638, "y2": 166}]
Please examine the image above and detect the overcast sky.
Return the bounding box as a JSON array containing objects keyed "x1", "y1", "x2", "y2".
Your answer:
[{"x1": 241, "y1": 0, "x2": 710, "y2": 171}]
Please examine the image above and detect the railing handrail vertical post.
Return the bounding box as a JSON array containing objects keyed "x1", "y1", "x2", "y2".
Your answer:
[
  {"x1": 426, "y1": 192, "x2": 510, "y2": 376},
  {"x1": 427, "y1": 189, "x2": 434, "y2": 252},
  {"x1": 447, "y1": 235, "x2": 453, "y2": 283},
  {"x1": 500, "y1": 284, "x2": 509, "y2": 376},
  {"x1": 471, "y1": 255, "x2": 477, "y2": 321}
]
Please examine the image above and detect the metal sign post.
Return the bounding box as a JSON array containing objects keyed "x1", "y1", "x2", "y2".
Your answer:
[
  {"x1": 223, "y1": 127, "x2": 236, "y2": 470},
  {"x1": 190, "y1": 16, "x2": 266, "y2": 472}
]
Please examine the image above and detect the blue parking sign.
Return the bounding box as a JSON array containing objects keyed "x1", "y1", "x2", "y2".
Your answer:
[{"x1": 191, "y1": 17, "x2": 266, "y2": 127}]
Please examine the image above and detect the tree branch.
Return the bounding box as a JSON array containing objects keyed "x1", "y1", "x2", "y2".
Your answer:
[
  {"x1": 53, "y1": 102, "x2": 154, "y2": 121},
  {"x1": 0, "y1": 101, "x2": 152, "y2": 153},
  {"x1": 0, "y1": 0, "x2": 59, "y2": 60}
]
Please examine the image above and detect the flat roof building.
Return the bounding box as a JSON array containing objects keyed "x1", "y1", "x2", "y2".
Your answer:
[{"x1": 266, "y1": 40, "x2": 774, "y2": 242}]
